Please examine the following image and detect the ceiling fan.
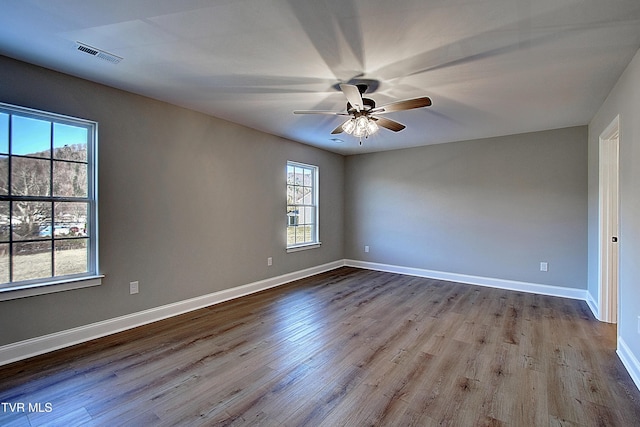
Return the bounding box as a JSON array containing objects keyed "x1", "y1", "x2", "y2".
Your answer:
[{"x1": 294, "y1": 83, "x2": 432, "y2": 143}]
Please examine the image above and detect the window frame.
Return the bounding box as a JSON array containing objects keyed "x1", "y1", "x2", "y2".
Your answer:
[
  {"x1": 286, "y1": 161, "x2": 320, "y2": 252},
  {"x1": 0, "y1": 102, "x2": 101, "y2": 301}
]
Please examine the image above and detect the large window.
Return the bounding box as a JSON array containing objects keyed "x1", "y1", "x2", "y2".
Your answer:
[
  {"x1": 286, "y1": 161, "x2": 320, "y2": 251},
  {"x1": 0, "y1": 102, "x2": 99, "y2": 299}
]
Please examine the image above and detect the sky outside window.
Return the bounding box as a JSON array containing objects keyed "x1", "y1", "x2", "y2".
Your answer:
[
  {"x1": 0, "y1": 113, "x2": 8, "y2": 153},
  {"x1": 2, "y1": 114, "x2": 89, "y2": 158},
  {"x1": 11, "y1": 115, "x2": 51, "y2": 157}
]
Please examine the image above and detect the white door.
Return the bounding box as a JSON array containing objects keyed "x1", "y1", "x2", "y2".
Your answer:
[{"x1": 598, "y1": 116, "x2": 619, "y2": 324}]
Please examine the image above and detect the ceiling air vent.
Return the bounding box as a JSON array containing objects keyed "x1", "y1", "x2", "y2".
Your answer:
[{"x1": 75, "y1": 42, "x2": 122, "y2": 64}]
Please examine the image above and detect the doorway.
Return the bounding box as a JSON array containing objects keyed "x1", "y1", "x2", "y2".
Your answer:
[{"x1": 598, "y1": 115, "x2": 619, "y2": 324}]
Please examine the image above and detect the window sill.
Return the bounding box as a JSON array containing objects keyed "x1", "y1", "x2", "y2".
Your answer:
[
  {"x1": 286, "y1": 242, "x2": 322, "y2": 253},
  {"x1": 0, "y1": 275, "x2": 104, "y2": 301}
]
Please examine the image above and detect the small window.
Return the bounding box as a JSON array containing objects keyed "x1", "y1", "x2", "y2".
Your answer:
[
  {"x1": 0, "y1": 102, "x2": 100, "y2": 299},
  {"x1": 286, "y1": 161, "x2": 320, "y2": 251}
]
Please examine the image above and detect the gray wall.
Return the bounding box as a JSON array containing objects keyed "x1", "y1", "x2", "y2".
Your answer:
[
  {"x1": 588, "y1": 48, "x2": 640, "y2": 362},
  {"x1": 0, "y1": 55, "x2": 344, "y2": 346},
  {"x1": 345, "y1": 127, "x2": 588, "y2": 289}
]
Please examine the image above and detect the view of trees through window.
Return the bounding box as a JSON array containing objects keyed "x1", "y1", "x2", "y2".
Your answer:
[{"x1": 0, "y1": 106, "x2": 95, "y2": 287}]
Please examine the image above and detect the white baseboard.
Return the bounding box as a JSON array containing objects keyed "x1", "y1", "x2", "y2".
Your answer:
[
  {"x1": 586, "y1": 290, "x2": 600, "y2": 320},
  {"x1": 344, "y1": 259, "x2": 588, "y2": 300},
  {"x1": 0, "y1": 260, "x2": 345, "y2": 366},
  {"x1": 617, "y1": 336, "x2": 640, "y2": 392}
]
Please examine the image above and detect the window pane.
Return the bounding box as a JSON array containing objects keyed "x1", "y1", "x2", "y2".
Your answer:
[
  {"x1": 295, "y1": 187, "x2": 307, "y2": 204},
  {"x1": 11, "y1": 157, "x2": 51, "y2": 196},
  {"x1": 0, "y1": 243, "x2": 8, "y2": 284},
  {"x1": 0, "y1": 113, "x2": 8, "y2": 154},
  {"x1": 287, "y1": 186, "x2": 294, "y2": 205},
  {"x1": 53, "y1": 161, "x2": 88, "y2": 197},
  {"x1": 295, "y1": 206, "x2": 304, "y2": 224},
  {"x1": 0, "y1": 155, "x2": 7, "y2": 195},
  {"x1": 302, "y1": 206, "x2": 314, "y2": 224},
  {"x1": 303, "y1": 168, "x2": 312, "y2": 186},
  {"x1": 287, "y1": 226, "x2": 296, "y2": 246},
  {"x1": 55, "y1": 202, "x2": 88, "y2": 237},
  {"x1": 286, "y1": 165, "x2": 295, "y2": 185},
  {"x1": 12, "y1": 241, "x2": 52, "y2": 282},
  {"x1": 302, "y1": 187, "x2": 312, "y2": 204},
  {"x1": 54, "y1": 123, "x2": 88, "y2": 162},
  {"x1": 295, "y1": 225, "x2": 308, "y2": 244},
  {"x1": 11, "y1": 115, "x2": 51, "y2": 158},
  {"x1": 287, "y1": 207, "x2": 298, "y2": 226},
  {"x1": 296, "y1": 187, "x2": 313, "y2": 205},
  {"x1": 0, "y1": 201, "x2": 9, "y2": 242},
  {"x1": 55, "y1": 239, "x2": 88, "y2": 276},
  {"x1": 12, "y1": 201, "x2": 51, "y2": 241}
]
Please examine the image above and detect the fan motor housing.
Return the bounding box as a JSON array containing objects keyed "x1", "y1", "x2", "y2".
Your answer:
[{"x1": 347, "y1": 97, "x2": 376, "y2": 114}]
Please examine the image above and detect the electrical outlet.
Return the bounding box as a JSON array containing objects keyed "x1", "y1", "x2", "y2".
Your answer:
[
  {"x1": 540, "y1": 262, "x2": 548, "y2": 272},
  {"x1": 364, "y1": 245, "x2": 369, "y2": 253},
  {"x1": 129, "y1": 281, "x2": 139, "y2": 295},
  {"x1": 267, "y1": 257, "x2": 273, "y2": 266}
]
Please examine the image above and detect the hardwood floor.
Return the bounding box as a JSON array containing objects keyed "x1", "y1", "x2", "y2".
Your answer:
[{"x1": 1, "y1": 267, "x2": 639, "y2": 426}]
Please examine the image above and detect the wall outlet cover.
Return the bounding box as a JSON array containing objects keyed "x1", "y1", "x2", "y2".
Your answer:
[{"x1": 129, "y1": 281, "x2": 139, "y2": 294}]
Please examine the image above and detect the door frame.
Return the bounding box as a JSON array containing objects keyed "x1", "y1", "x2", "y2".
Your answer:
[{"x1": 598, "y1": 115, "x2": 620, "y2": 324}]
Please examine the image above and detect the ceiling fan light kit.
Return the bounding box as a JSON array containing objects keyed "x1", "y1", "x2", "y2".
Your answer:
[
  {"x1": 343, "y1": 116, "x2": 379, "y2": 138},
  {"x1": 294, "y1": 83, "x2": 432, "y2": 146}
]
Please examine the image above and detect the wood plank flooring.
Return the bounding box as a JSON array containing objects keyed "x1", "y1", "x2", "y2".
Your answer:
[{"x1": 1, "y1": 267, "x2": 639, "y2": 426}]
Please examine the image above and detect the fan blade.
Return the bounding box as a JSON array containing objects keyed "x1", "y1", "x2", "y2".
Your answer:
[
  {"x1": 372, "y1": 116, "x2": 406, "y2": 132},
  {"x1": 330, "y1": 122, "x2": 346, "y2": 134},
  {"x1": 293, "y1": 110, "x2": 349, "y2": 115},
  {"x1": 340, "y1": 84, "x2": 364, "y2": 112},
  {"x1": 371, "y1": 97, "x2": 432, "y2": 114}
]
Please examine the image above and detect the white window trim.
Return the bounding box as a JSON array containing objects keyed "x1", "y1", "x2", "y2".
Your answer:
[
  {"x1": 0, "y1": 275, "x2": 103, "y2": 301},
  {"x1": 286, "y1": 161, "x2": 320, "y2": 250},
  {"x1": 286, "y1": 242, "x2": 322, "y2": 253},
  {"x1": 0, "y1": 102, "x2": 101, "y2": 299}
]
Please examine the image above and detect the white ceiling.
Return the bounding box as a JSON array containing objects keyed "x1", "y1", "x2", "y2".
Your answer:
[{"x1": 1, "y1": 0, "x2": 639, "y2": 155}]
